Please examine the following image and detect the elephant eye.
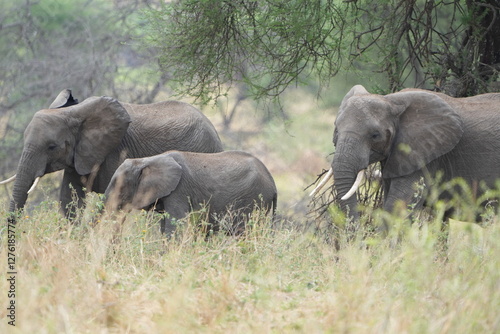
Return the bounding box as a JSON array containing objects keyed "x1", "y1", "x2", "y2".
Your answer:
[
  {"x1": 48, "y1": 143, "x2": 58, "y2": 151},
  {"x1": 371, "y1": 131, "x2": 381, "y2": 140}
]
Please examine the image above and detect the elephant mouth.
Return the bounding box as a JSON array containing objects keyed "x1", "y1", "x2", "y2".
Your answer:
[
  {"x1": 310, "y1": 164, "x2": 384, "y2": 202},
  {"x1": 46, "y1": 159, "x2": 71, "y2": 173},
  {"x1": 309, "y1": 168, "x2": 366, "y2": 201},
  {"x1": 369, "y1": 149, "x2": 386, "y2": 163}
]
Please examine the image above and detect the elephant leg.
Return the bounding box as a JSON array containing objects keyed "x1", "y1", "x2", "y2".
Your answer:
[
  {"x1": 380, "y1": 171, "x2": 426, "y2": 235},
  {"x1": 60, "y1": 168, "x2": 86, "y2": 220},
  {"x1": 159, "y1": 197, "x2": 190, "y2": 236},
  {"x1": 384, "y1": 171, "x2": 426, "y2": 213},
  {"x1": 161, "y1": 216, "x2": 178, "y2": 236}
]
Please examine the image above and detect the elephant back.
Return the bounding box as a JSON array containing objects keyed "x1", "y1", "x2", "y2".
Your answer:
[{"x1": 121, "y1": 100, "x2": 223, "y2": 155}]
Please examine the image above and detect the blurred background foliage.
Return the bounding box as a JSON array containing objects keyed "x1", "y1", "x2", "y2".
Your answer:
[
  {"x1": 0, "y1": 0, "x2": 165, "y2": 175},
  {"x1": 0, "y1": 0, "x2": 499, "y2": 215}
]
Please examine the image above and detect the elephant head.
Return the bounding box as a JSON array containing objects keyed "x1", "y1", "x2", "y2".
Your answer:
[
  {"x1": 8, "y1": 89, "x2": 131, "y2": 212},
  {"x1": 104, "y1": 155, "x2": 183, "y2": 212},
  {"x1": 313, "y1": 85, "x2": 464, "y2": 219}
]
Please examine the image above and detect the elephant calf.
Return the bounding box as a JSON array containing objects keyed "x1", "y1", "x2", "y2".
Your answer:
[{"x1": 104, "y1": 150, "x2": 278, "y2": 235}]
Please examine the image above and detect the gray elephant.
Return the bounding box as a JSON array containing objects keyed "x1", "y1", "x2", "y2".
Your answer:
[
  {"x1": 3, "y1": 89, "x2": 223, "y2": 218},
  {"x1": 104, "y1": 150, "x2": 278, "y2": 235},
  {"x1": 311, "y1": 84, "x2": 500, "y2": 228}
]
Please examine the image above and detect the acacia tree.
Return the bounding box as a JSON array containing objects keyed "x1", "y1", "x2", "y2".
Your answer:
[
  {"x1": 145, "y1": 0, "x2": 500, "y2": 102},
  {"x1": 145, "y1": 0, "x2": 344, "y2": 104}
]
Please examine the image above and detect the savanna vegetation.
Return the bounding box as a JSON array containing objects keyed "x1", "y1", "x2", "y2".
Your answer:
[
  {"x1": 1, "y1": 195, "x2": 500, "y2": 333},
  {"x1": 1, "y1": 0, "x2": 499, "y2": 333}
]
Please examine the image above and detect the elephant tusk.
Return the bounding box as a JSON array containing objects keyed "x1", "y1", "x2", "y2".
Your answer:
[
  {"x1": 28, "y1": 177, "x2": 41, "y2": 194},
  {"x1": 340, "y1": 170, "x2": 365, "y2": 201},
  {"x1": 309, "y1": 168, "x2": 334, "y2": 197},
  {"x1": 0, "y1": 174, "x2": 16, "y2": 185},
  {"x1": 371, "y1": 169, "x2": 382, "y2": 180}
]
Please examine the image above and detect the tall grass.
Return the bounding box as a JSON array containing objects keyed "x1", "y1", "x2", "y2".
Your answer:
[{"x1": 1, "y1": 196, "x2": 499, "y2": 333}]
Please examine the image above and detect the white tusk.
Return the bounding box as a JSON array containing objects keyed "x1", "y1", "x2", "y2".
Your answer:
[
  {"x1": 371, "y1": 169, "x2": 382, "y2": 180},
  {"x1": 28, "y1": 177, "x2": 40, "y2": 194},
  {"x1": 341, "y1": 170, "x2": 365, "y2": 201},
  {"x1": 0, "y1": 174, "x2": 16, "y2": 185},
  {"x1": 309, "y1": 168, "x2": 333, "y2": 197}
]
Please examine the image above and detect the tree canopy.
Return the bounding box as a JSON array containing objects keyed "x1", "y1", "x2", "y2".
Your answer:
[{"x1": 145, "y1": 0, "x2": 500, "y2": 102}]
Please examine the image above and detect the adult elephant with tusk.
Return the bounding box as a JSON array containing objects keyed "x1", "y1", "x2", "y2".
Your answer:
[
  {"x1": 3, "y1": 89, "x2": 223, "y2": 219},
  {"x1": 312, "y1": 84, "x2": 500, "y2": 229}
]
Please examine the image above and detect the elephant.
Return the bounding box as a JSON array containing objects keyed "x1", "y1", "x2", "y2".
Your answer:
[
  {"x1": 311, "y1": 84, "x2": 500, "y2": 230},
  {"x1": 104, "y1": 150, "x2": 278, "y2": 235},
  {"x1": 3, "y1": 89, "x2": 223, "y2": 219}
]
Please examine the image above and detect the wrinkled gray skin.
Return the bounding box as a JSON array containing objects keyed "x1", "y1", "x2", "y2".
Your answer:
[
  {"x1": 9, "y1": 89, "x2": 223, "y2": 217},
  {"x1": 104, "y1": 150, "x2": 278, "y2": 235},
  {"x1": 333, "y1": 85, "x2": 500, "y2": 227}
]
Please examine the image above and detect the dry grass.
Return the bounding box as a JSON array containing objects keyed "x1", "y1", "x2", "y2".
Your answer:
[{"x1": 1, "y1": 197, "x2": 499, "y2": 333}]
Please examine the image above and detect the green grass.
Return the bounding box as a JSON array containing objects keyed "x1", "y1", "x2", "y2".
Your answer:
[{"x1": 1, "y1": 196, "x2": 500, "y2": 333}]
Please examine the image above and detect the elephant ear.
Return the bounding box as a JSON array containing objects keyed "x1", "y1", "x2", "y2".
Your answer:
[
  {"x1": 383, "y1": 91, "x2": 464, "y2": 178},
  {"x1": 71, "y1": 96, "x2": 131, "y2": 175},
  {"x1": 49, "y1": 89, "x2": 79, "y2": 108},
  {"x1": 132, "y1": 155, "x2": 183, "y2": 209}
]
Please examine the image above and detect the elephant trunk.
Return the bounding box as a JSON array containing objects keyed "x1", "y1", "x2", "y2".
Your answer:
[
  {"x1": 103, "y1": 188, "x2": 118, "y2": 212},
  {"x1": 331, "y1": 136, "x2": 369, "y2": 221},
  {"x1": 9, "y1": 149, "x2": 45, "y2": 213},
  {"x1": 103, "y1": 175, "x2": 128, "y2": 212}
]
